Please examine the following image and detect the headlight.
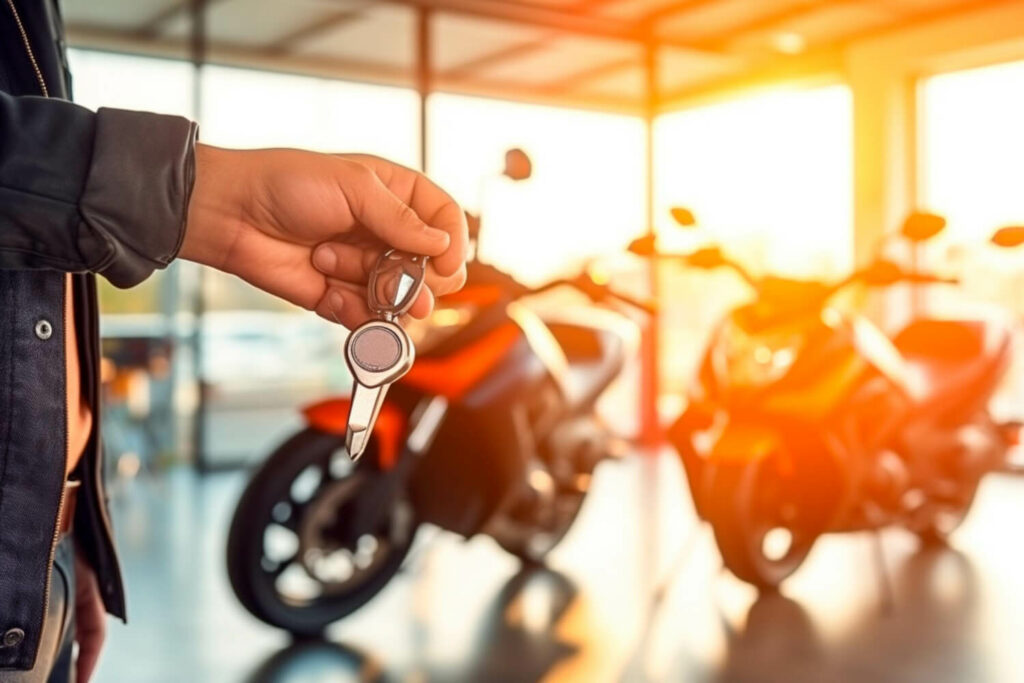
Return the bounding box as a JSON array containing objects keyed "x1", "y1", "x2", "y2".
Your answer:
[{"x1": 716, "y1": 323, "x2": 801, "y2": 388}]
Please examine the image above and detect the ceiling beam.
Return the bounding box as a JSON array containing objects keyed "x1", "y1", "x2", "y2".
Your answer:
[
  {"x1": 265, "y1": 8, "x2": 368, "y2": 53},
  {"x1": 687, "y1": 0, "x2": 857, "y2": 51},
  {"x1": 656, "y1": 0, "x2": 1020, "y2": 111},
  {"x1": 137, "y1": 0, "x2": 194, "y2": 36},
  {"x1": 65, "y1": 22, "x2": 645, "y2": 115},
  {"x1": 639, "y1": 0, "x2": 727, "y2": 27},
  {"x1": 135, "y1": 0, "x2": 727, "y2": 55},
  {"x1": 69, "y1": 23, "x2": 409, "y2": 82},
  {"x1": 439, "y1": 35, "x2": 556, "y2": 78},
  {"x1": 365, "y1": 0, "x2": 715, "y2": 51},
  {"x1": 544, "y1": 56, "x2": 639, "y2": 93},
  {"x1": 656, "y1": 48, "x2": 842, "y2": 111}
]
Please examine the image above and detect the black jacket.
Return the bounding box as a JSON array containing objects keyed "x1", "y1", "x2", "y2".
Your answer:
[{"x1": 0, "y1": 0, "x2": 197, "y2": 670}]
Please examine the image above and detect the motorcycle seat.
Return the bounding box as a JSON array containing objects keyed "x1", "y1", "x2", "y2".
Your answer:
[
  {"x1": 544, "y1": 314, "x2": 629, "y2": 411},
  {"x1": 894, "y1": 319, "x2": 1011, "y2": 410}
]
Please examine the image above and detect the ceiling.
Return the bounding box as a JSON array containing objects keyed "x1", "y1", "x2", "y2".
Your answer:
[{"x1": 62, "y1": 0, "x2": 1000, "y2": 113}]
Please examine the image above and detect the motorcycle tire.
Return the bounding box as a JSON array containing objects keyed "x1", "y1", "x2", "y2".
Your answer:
[
  {"x1": 227, "y1": 428, "x2": 418, "y2": 636},
  {"x1": 704, "y1": 460, "x2": 817, "y2": 590},
  {"x1": 912, "y1": 478, "x2": 980, "y2": 547}
]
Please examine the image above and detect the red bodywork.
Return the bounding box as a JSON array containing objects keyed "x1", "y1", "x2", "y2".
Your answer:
[{"x1": 301, "y1": 315, "x2": 522, "y2": 470}]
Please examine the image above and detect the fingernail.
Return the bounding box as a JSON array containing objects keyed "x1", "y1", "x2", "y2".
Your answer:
[
  {"x1": 313, "y1": 245, "x2": 337, "y2": 272},
  {"x1": 328, "y1": 290, "x2": 345, "y2": 316}
]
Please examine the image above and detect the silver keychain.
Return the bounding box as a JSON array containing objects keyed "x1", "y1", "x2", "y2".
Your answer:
[{"x1": 344, "y1": 249, "x2": 428, "y2": 460}]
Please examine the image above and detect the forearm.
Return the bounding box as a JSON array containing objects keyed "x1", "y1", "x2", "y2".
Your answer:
[{"x1": 0, "y1": 91, "x2": 198, "y2": 287}]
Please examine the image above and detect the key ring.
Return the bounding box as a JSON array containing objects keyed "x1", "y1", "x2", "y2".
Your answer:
[{"x1": 368, "y1": 249, "x2": 429, "y2": 321}]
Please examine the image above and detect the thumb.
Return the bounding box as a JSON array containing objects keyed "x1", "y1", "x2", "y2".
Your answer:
[{"x1": 346, "y1": 165, "x2": 451, "y2": 256}]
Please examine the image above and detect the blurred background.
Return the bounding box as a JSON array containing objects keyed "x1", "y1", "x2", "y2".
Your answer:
[{"x1": 56, "y1": 0, "x2": 1024, "y2": 681}]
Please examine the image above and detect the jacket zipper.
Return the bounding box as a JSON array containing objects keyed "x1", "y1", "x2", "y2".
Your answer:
[
  {"x1": 8, "y1": 0, "x2": 69, "y2": 638},
  {"x1": 6, "y1": 0, "x2": 48, "y2": 97}
]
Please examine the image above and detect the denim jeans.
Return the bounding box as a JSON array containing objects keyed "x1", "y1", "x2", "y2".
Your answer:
[{"x1": 0, "y1": 536, "x2": 75, "y2": 683}]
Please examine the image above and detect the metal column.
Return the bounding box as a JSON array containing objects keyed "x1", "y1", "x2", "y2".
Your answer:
[
  {"x1": 640, "y1": 40, "x2": 661, "y2": 447},
  {"x1": 417, "y1": 7, "x2": 432, "y2": 171},
  {"x1": 189, "y1": 0, "x2": 209, "y2": 469}
]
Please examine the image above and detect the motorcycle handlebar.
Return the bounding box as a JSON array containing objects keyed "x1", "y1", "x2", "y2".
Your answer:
[
  {"x1": 523, "y1": 276, "x2": 656, "y2": 314},
  {"x1": 904, "y1": 273, "x2": 960, "y2": 285}
]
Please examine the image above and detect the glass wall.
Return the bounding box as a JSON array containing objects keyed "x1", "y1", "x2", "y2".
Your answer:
[
  {"x1": 653, "y1": 85, "x2": 854, "y2": 394},
  {"x1": 919, "y1": 59, "x2": 1024, "y2": 415},
  {"x1": 427, "y1": 94, "x2": 647, "y2": 286}
]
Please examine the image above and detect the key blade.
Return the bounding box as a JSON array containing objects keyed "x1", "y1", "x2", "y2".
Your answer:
[
  {"x1": 346, "y1": 382, "x2": 388, "y2": 461},
  {"x1": 347, "y1": 426, "x2": 372, "y2": 461}
]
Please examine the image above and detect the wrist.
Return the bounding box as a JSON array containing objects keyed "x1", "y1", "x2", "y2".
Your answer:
[{"x1": 180, "y1": 143, "x2": 242, "y2": 270}]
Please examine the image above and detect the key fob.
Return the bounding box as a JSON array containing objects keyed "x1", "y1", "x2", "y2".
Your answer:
[{"x1": 344, "y1": 249, "x2": 428, "y2": 460}]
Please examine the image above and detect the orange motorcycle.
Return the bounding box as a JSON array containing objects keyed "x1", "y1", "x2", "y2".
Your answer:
[
  {"x1": 635, "y1": 211, "x2": 1019, "y2": 588},
  {"x1": 226, "y1": 256, "x2": 649, "y2": 635}
]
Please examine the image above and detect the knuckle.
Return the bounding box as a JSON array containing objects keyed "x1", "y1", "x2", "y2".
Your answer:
[
  {"x1": 346, "y1": 161, "x2": 377, "y2": 190},
  {"x1": 393, "y1": 202, "x2": 421, "y2": 229}
]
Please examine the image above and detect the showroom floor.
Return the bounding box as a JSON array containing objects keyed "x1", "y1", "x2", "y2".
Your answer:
[{"x1": 95, "y1": 451, "x2": 1024, "y2": 683}]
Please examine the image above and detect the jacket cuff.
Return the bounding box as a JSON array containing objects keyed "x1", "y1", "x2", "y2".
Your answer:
[{"x1": 79, "y1": 108, "x2": 198, "y2": 288}]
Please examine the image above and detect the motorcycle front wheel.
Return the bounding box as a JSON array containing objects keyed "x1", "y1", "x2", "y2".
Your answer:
[
  {"x1": 704, "y1": 459, "x2": 818, "y2": 590},
  {"x1": 227, "y1": 428, "x2": 418, "y2": 636}
]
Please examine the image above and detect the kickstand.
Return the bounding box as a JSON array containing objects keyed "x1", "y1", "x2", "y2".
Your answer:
[{"x1": 870, "y1": 530, "x2": 895, "y2": 615}]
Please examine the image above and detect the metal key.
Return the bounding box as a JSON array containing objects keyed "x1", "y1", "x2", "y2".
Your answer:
[{"x1": 344, "y1": 249, "x2": 428, "y2": 460}]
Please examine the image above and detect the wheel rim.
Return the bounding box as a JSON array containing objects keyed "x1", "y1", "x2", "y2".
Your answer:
[
  {"x1": 738, "y1": 461, "x2": 814, "y2": 584},
  {"x1": 254, "y1": 447, "x2": 415, "y2": 608}
]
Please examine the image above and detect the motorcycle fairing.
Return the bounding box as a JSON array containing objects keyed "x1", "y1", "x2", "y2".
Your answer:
[
  {"x1": 707, "y1": 419, "x2": 781, "y2": 465},
  {"x1": 403, "y1": 322, "x2": 522, "y2": 400},
  {"x1": 302, "y1": 398, "x2": 406, "y2": 469}
]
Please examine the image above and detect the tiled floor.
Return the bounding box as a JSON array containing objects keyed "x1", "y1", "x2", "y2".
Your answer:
[{"x1": 95, "y1": 451, "x2": 1024, "y2": 682}]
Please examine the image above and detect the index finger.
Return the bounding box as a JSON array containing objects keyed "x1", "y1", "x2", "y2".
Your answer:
[{"x1": 352, "y1": 155, "x2": 468, "y2": 278}]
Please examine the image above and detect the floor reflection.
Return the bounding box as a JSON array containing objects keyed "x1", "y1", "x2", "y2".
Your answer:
[
  {"x1": 243, "y1": 639, "x2": 384, "y2": 683},
  {"x1": 242, "y1": 569, "x2": 586, "y2": 683},
  {"x1": 96, "y1": 459, "x2": 1024, "y2": 682},
  {"x1": 713, "y1": 547, "x2": 982, "y2": 683}
]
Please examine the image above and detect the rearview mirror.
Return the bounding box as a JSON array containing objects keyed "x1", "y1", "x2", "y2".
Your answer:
[
  {"x1": 991, "y1": 226, "x2": 1024, "y2": 248},
  {"x1": 628, "y1": 234, "x2": 657, "y2": 257},
  {"x1": 900, "y1": 212, "x2": 946, "y2": 242},
  {"x1": 670, "y1": 207, "x2": 697, "y2": 227},
  {"x1": 503, "y1": 148, "x2": 532, "y2": 181},
  {"x1": 861, "y1": 259, "x2": 903, "y2": 286},
  {"x1": 686, "y1": 246, "x2": 726, "y2": 269}
]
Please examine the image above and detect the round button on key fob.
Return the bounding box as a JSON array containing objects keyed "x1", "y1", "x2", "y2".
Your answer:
[{"x1": 344, "y1": 250, "x2": 427, "y2": 460}]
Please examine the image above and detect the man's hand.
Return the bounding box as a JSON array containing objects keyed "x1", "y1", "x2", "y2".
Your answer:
[
  {"x1": 180, "y1": 145, "x2": 468, "y2": 328},
  {"x1": 74, "y1": 552, "x2": 107, "y2": 682}
]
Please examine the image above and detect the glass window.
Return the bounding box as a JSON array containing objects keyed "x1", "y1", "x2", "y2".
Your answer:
[
  {"x1": 199, "y1": 65, "x2": 420, "y2": 164},
  {"x1": 919, "y1": 59, "x2": 1024, "y2": 416},
  {"x1": 427, "y1": 94, "x2": 647, "y2": 286},
  {"x1": 68, "y1": 49, "x2": 195, "y2": 118},
  {"x1": 920, "y1": 58, "x2": 1024, "y2": 311},
  {"x1": 653, "y1": 85, "x2": 854, "y2": 392},
  {"x1": 920, "y1": 59, "x2": 1024, "y2": 246}
]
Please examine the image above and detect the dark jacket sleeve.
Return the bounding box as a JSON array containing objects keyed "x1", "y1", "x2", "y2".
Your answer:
[{"x1": 0, "y1": 91, "x2": 198, "y2": 287}]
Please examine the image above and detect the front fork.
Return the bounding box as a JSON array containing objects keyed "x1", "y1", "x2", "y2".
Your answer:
[
  {"x1": 667, "y1": 403, "x2": 715, "y2": 519},
  {"x1": 342, "y1": 395, "x2": 449, "y2": 536}
]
